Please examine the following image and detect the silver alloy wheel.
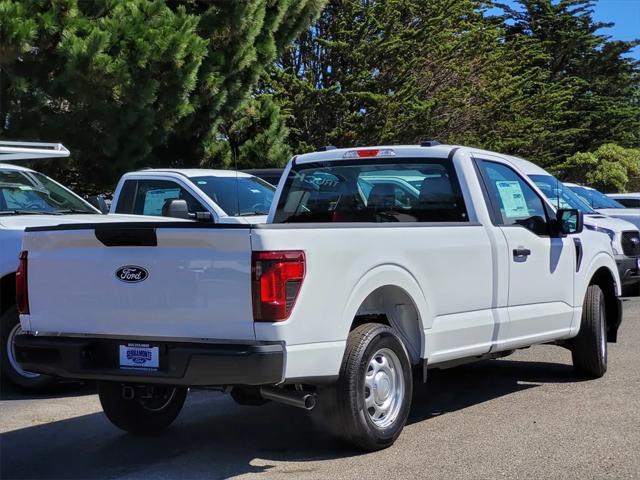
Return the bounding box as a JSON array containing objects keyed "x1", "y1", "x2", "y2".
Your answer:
[
  {"x1": 7, "y1": 323, "x2": 40, "y2": 379},
  {"x1": 600, "y1": 302, "x2": 607, "y2": 362},
  {"x1": 363, "y1": 347, "x2": 405, "y2": 428}
]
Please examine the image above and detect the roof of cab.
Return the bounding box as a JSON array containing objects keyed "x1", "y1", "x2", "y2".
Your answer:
[
  {"x1": 124, "y1": 168, "x2": 254, "y2": 178},
  {"x1": 294, "y1": 145, "x2": 458, "y2": 164},
  {"x1": 501, "y1": 155, "x2": 550, "y2": 176},
  {"x1": 293, "y1": 144, "x2": 548, "y2": 173}
]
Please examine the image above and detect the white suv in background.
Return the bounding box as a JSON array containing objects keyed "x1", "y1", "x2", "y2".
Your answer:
[
  {"x1": 607, "y1": 193, "x2": 640, "y2": 209},
  {"x1": 566, "y1": 183, "x2": 640, "y2": 231}
]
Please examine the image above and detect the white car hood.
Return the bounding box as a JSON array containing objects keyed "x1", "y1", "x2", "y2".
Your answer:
[
  {"x1": 0, "y1": 214, "x2": 184, "y2": 231},
  {"x1": 595, "y1": 209, "x2": 640, "y2": 230},
  {"x1": 584, "y1": 213, "x2": 638, "y2": 232}
]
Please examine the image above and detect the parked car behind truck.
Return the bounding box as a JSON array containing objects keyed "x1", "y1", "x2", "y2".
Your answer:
[
  {"x1": 15, "y1": 144, "x2": 622, "y2": 450},
  {"x1": 111, "y1": 169, "x2": 275, "y2": 223},
  {"x1": 566, "y1": 183, "x2": 640, "y2": 231}
]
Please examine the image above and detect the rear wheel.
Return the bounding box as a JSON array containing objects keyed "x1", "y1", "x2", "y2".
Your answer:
[
  {"x1": 0, "y1": 306, "x2": 54, "y2": 389},
  {"x1": 331, "y1": 323, "x2": 413, "y2": 451},
  {"x1": 98, "y1": 382, "x2": 187, "y2": 434},
  {"x1": 571, "y1": 285, "x2": 607, "y2": 378}
]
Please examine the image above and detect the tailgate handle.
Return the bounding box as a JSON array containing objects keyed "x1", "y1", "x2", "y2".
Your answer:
[{"x1": 95, "y1": 228, "x2": 157, "y2": 247}]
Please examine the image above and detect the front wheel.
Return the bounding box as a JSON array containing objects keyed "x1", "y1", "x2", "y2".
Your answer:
[
  {"x1": 571, "y1": 284, "x2": 608, "y2": 378},
  {"x1": 1, "y1": 306, "x2": 54, "y2": 389},
  {"x1": 333, "y1": 323, "x2": 413, "y2": 451},
  {"x1": 98, "y1": 382, "x2": 187, "y2": 434}
]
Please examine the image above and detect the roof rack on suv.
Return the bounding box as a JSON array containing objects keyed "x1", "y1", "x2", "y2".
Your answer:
[
  {"x1": 420, "y1": 139, "x2": 441, "y2": 147},
  {"x1": 0, "y1": 141, "x2": 70, "y2": 162},
  {"x1": 318, "y1": 145, "x2": 338, "y2": 151}
]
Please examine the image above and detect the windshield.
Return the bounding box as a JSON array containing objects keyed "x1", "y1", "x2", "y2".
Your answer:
[
  {"x1": 191, "y1": 175, "x2": 275, "y2": 216},
  {"x1": 528, "y1": 175, "x2": 596, "y2": 214},
  {"x1": 0, "y1": 169, "x2": 96, "y2": 215},
  {"x1": 567, "y1": 185, "x2": 626, "y2": 209}
]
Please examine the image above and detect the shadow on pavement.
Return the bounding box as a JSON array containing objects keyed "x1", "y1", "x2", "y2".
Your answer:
[
  {"x1": 0, "y1": 381, "x2": 96, "y2": 401},
  {"x1": 0, "y1": 358, "x2": 580, "y2": 479}
]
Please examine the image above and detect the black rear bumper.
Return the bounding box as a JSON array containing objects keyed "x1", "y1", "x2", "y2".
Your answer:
[{"x1": 13, "y1": 335, "x2": 284, "y2": 387}]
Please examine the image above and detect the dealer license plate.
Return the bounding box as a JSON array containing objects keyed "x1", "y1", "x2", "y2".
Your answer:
[{"x1": 119, "y1": 344, "x2": 159, "y2": 370}]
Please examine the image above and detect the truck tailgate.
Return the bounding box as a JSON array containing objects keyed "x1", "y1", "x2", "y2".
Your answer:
[{"x1": 22, "y1": 223, "x2": 255, "y2": 341}]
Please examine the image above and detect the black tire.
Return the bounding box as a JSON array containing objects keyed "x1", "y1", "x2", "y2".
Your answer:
[
  {"x1": 0, "y1": 306, "x2": 54, "y2": 390},
  {"x1": 571, "y1": 284, "x2": 608, "y2": 378},
  {"x1": 332, "y1": 323, "x2": 413, "y2": 451},
  {"x1": 98, "y1": 382, "x2": 187, "y2": 434}
]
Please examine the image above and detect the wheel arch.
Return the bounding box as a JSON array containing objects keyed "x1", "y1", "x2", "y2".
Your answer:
[
  {"x1": 342, "y1": 265, "x2": 430, "y2": 365},
  {"x1": 587, "y1": 266, "x2": 621, "y2": 343}
]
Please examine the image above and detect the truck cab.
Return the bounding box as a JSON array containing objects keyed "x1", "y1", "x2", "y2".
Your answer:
[{"x1": 110, "y1": 169, "x2": 275, "y2": 224}]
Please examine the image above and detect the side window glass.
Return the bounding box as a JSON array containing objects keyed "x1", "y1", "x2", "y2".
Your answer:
[
  {"x1": 132, "y1": 180, "x2": 206, "y2": 216},
  {"x1": 480, "y1": 161, "x2": 548, "y2": 235}
]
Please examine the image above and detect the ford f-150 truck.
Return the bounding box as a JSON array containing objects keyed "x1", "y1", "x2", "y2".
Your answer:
[{"x1": 14, "y1": 144, "x2": 622, "y2": 450}]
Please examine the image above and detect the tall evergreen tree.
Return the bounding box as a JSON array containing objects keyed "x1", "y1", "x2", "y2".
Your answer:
[
  {"x1": 497, "y1": 0, "x2": 640, "y2": 154},
  {"x1": 0, "y1": 0, "x2": 324, "y2": 189}
]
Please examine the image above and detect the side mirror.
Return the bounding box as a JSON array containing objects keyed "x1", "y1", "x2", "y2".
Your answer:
[
  {"x1": 557, "y1": 208, "x2": 583, "y2": 235},
  {"x1": 162, "y1": 199, "x2": 189, "y2": 220},
  {"x1": 86, "y1": 195, "x2": 109, "y2": 214}
]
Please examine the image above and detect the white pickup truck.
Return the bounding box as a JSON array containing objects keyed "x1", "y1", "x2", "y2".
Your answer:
[
  {"x1": 110, "y1": 168, "x2": 275, "y2": 224},
  {"x1": 15, "y1": 144, "x2": 622, "y2": 450}
]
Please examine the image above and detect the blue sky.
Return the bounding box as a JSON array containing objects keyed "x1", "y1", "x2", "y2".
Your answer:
[
  {"x1": 592, "y1": 0, "x2": 639, "y2": 59},
  {"x1": 498, "y1": 0, "x2": 640, "y2": 59}
]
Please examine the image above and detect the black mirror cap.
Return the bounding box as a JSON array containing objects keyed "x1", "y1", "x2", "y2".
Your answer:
[
  {"x1": 86, "y1": 195, "x2": 109, "y2": 214},
  {"x1": 557, "y1": 208, "x2": 584, "y2": 235},
  {"x1": 162, "y1": 199, "x2": 190, "y2": 220}
]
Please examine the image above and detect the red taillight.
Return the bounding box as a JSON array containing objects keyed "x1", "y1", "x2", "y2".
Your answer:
[
  {"x1": 16, "y1": 250, "x2": 29, "y2": 314},
  {"x1": 252, "y1": 251, "x2": 305, "y2": 322}
]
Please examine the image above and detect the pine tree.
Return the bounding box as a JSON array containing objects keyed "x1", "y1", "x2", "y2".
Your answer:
[
  {"x1": 497, "y1": 0, "x2": 640, "y2": 155},
  {"x1": 0, "y1": 0, "x2": 324, "y2": 189}
]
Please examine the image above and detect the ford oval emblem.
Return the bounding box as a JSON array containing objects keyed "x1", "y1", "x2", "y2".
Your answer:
[{"x1": 116, "y1": 266, "x2": 148, "y2": 283}]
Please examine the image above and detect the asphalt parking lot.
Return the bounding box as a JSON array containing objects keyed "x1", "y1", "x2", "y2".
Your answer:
[{"x1": 1, "y1": 298, "x2": 638, "y2": 480}]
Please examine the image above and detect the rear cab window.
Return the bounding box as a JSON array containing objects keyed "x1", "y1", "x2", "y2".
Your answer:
[{"x1": 273, "y1": 158, "x2": 468, "y2": 223}]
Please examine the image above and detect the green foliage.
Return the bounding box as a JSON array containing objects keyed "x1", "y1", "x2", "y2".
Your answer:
[
  {"x1": 162, "y1": 0, "x2": 325, "y2": 168},
  {"x1": 203, "y1": 93, "x2": 291, "y2": 169},
  {"x1": 0, "y1": 0, "x2": 324, "y2": 189},
  {"x1": 498, "y1": 0, "x2": 640, "y2": 156},
  {"x1": 274, "y1": 0, "x2": 639, "y2": 171},
  {"x1": 552, "y1": 143, "x2": 640, "y2": 192}
]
